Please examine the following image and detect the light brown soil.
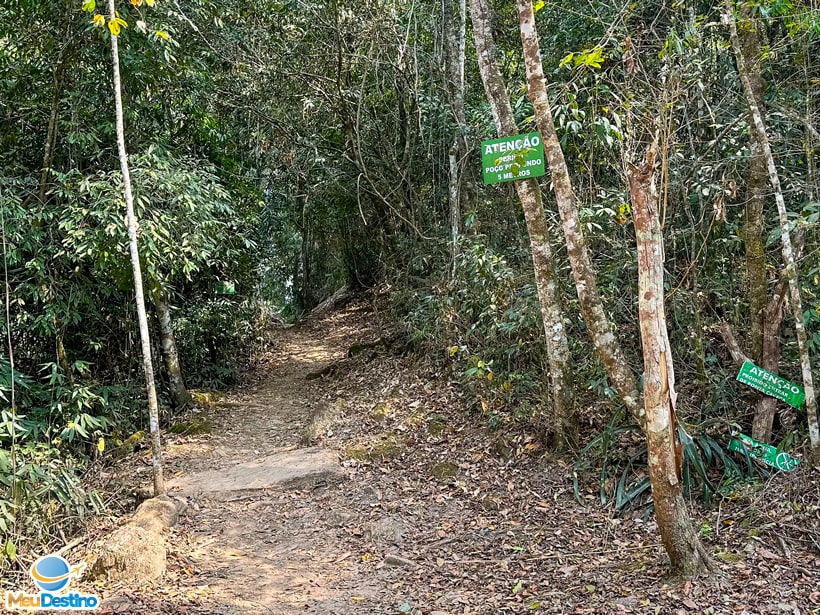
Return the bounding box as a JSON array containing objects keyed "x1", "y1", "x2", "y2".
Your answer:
[{"x1": 86, "y1": 300, "x2": 819, "y2": 615}]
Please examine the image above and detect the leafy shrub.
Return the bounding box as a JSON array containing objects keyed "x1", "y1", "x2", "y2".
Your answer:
[
  {"x1": 174, "y1": 298, "x2": 267, "y2": 389},
  {"x1": 400, "y1": 238, "x2": 548, "y2": 422},
  {"x1": 572, "y1": 410, "x2": 771, "y2": 513},
  {"x1": 0, "y1": 359, "x2": 115, "y2": 575}
]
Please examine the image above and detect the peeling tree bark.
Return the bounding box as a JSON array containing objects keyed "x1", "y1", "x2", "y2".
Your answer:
[
  {"x1": 470, "y1": 0, "x2": 576, "y2": 449},
  {"x1": 109, "y1": 0, "x2": 165, "y2": 495},
  {"x1": 516, "y1": 0, "x2": 643, "y2": 430},
  {"x1": 725, "y1": 0, "x2": 820, "y2": 466},
  {"x1": 630, "y1": 143, "x2": 716, "y2": 579}
]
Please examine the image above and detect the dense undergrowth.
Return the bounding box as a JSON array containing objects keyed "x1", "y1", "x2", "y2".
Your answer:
[
  {"x1": 0, "y1": 293, "x2": 267, "y2": 577},
  {"x1": 393, "y1": 234, "x2": 809, "y2": 517}
]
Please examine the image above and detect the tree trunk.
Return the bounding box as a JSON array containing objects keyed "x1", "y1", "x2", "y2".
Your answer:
[
  {"x1": 38, "y1": 61, "x2": 66, "y2": 205},
  {"x1": 630, "y1": 143, "x2": 715, "y2": 579},
  {"x1": 470, "y1": 0, "x2": 576, "y2": 449},
  {"x1": 444, "y1": 0, "x2": 468, "y2": 273},
  {"x1": 716, "y1": 236, "x2": 804, "y2": 444},
  {"x1": 736, "y1": 5, "x2": 778, "y2": 442},
  {"x1": 725, "y1": 0, "x2": 820, "y2": 466},
  {"x1": 738, "y1": 5, "x2": 768, "y2": 363},
  {"x1": 151, "y1": 290, "x2": 191, "y2": 411},
  {"x1": 515, "y1": 0, "x2": 643, "y2": 429},
  {"x1": 108, "y1": 0, "x2": 165, "y2": 495},
  {"x1": 37, "y1": 6, "x2": 73, "y2": 205},
  {"x1": 297, "y1": 183, "x2": 314, "y2": 311}
]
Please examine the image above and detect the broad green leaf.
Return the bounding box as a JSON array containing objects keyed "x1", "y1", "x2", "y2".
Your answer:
[
  {"x1": 533, "y1": 0, "x2": 544, "y2": 12},
  {"x1": 82, "y1": 0, "x2": 96, "y2": 12},
  {"x1": 4, "y1": 540, "x2": 16, "y2": 561}
]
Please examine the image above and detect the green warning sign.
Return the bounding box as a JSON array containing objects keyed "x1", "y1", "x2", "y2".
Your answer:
[
  {"x1": 481, "y1": 132, "x2": 546, "y2": 185},
  {"x1": 215, "y1": 280, "x2": 236, "y2": 295},
  {"x1": 728, "y1": 433, "x2": 800, "y2": 471},
  {"x1": 736, "y1": 360, "x2": 805, "y2": 409}
]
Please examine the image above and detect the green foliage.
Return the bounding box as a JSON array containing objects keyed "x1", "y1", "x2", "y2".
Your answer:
[
  {"x1": 53, "y1": 146, "x2": 246, "y2": 290},
  {"x1": 572, "y1": 412, "x2": 770, "y2": 513},
  {"x1": 0, "y1": 443, "x2": 105, "y2": 567},
  {"x1": 173, "y1": 298, "x2": 266, "y2": 389},
  {"x1": 1, "y1": 0, "x2": 819, "y2": 570},
  {"x1": 401, "y1": 238, "x2": 547, "y2": 422}
]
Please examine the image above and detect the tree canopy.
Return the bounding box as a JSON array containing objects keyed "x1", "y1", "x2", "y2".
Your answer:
[{"x1": 0, "y1": 0, "x2": 818, "y2": 581}]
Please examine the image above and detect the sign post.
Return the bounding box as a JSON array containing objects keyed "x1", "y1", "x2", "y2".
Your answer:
[
  {"x1": 736, "y1": 360, "x2": 805, "y2": 408},
  {"x1": 481, "y1": 132, "x2": 546, "y2": 185}
]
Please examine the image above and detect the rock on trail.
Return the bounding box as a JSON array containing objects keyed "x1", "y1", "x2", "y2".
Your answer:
[{"x1": 169, "y1": 446, "x2": 345, "y2": 497}]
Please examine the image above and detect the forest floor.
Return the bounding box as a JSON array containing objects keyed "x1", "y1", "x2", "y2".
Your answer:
[{"x1": 87, "y1": 300, "x2": 818, "y2": 614}]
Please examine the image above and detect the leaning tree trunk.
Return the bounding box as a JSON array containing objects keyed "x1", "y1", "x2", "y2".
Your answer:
[
  {"x1": 470, "y1": 0, "x2": 576, "y2": 449},
  {"x1": 108, "y1": 0, "x2": 165, "y2": 495},
  {"x1": 725, "y1": 0, "x2": 820, "y2": 466},
  {"x1": 515, "y1": 0, "x2": 643, "y2": 430},
  {"x1": 630, "y1": 143, "x2": 716, "y2": 579},
  {"x1": 151, "y1": 290, "x2": 191, "y2": 411}
]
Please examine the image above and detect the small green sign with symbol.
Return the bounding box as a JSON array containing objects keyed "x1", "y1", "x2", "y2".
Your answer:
[
  {"x1": 215, "y1": 280, "x2": 236, "y2": 295},
  {"x1": 728, "y1": 432, "x2": 800, "y2": 471},
  {"x1": 736, "y1": 360, "x2": 805, "y2": 408},
  {"x1": 481, "y1": 132, "x2": 546, "y2": 185}
]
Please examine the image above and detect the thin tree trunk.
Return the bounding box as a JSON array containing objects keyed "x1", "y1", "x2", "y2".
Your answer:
[
  {"x1": 716, "y1": 230, "x2": 806, "y2": 443},
  {"x1": 738, "y1": 5, "x2": 768, "y2": 363},
  {"x1": 470, "y1": 0, "x2": 576, "y2": 449},
  {"x1": 38, "y1": 4, "x2": 73, "y2": 205},
  {"x1": 630, "y1": 142, "x2": 715, "y2": 579},
  {"x1": 736, "y1": 5, "x2": 777, "y2": 442},
  {"x1": 515, "y1": 0, "x2": 643, "y2": 429},
  {"x1": 152, "y1": 290, "x2": 191, "y2": 411},
  {"x1": 444, "y1": 0, "x2": 468, "y2": 273},
  {"x1": 38, "y1": 62, "x2": 65, "y2": 205},
  {"x1": 725, "y1": 0, "x2": 820, "y2": 466},
  {"x1": 54, "y1": 316, "x2": 73, "y2": 386},
  {"x1": 108, "y1": 0, "x2": 165, "y2": 495},
  {"x1": 298, "y1": 188, "x2": 314, "y2": 311}
]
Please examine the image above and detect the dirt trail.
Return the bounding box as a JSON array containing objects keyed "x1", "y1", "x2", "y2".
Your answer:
[
  {"x1": 170, "y1": 305, "x2": 391, "y2": 615},
  {"x1": 95, "y1": 302, "x2": 819, "y2": 615},
  {"x1": 99, "y1": 303, "x2": 396, "y2": 615}
]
